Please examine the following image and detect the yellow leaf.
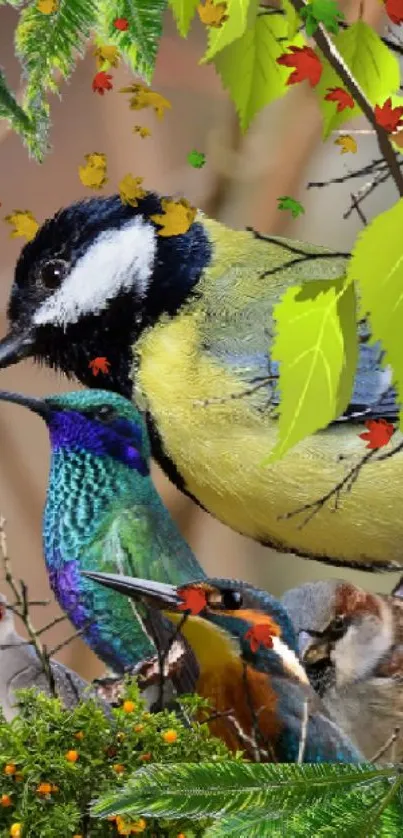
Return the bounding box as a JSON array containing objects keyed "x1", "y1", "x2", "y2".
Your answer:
[
  {"x1": 198, "y1": 0, "x2": 229, "y2": 27},
  {"x1": 119, "y1": 174, "x2": 147, "y2": 207},
  {"x1": 4, "y1": 210, "x2": 39, "y2": 241},
  {"x1": 334, "y1": 134, "x2": 357, "y2": 154},
  {"x1": 120, "y1": 84, "x2": 171, "y2": 119},
  {"x1": 133, "y1": 125, "x2": 152, "y2": 138},
  {"x1": 150, "y1": 197, "x2": 197, "y2": 236},
  {"x1": 37, "y1": 0, "x2": 58, "y2": 13},
  {"x1": 78, "y1": 154, "x2": 108, "y2": 190},
  {"x1": 93, "y1": 44, "x2": 120, "y2": 70},
  {"x1": 83, "y1": 152, "x2": 108, "y2": 169}
]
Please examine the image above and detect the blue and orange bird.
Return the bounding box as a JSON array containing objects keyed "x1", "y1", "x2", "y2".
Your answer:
[
  {"x1": 0, "y1": 389, "x2": 206, "y2": 674},
  {"x1": 0, "y1": 192, "x2": 400, "y2": 571},
  {"x1": 83, "y1": 571, "x2": 364, "y2": 763}
]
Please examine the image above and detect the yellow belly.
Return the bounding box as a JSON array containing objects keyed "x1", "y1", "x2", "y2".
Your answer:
[{"x1": 135, "y1": 312, "x2": 403, "y2": 569}]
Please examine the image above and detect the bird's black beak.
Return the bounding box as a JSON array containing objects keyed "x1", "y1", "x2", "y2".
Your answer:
[
  {"x1": 81, "y1": 571, "x2": 183, "y2": 610},
  {"x1": 298, "y1": 630, "x2": 330, "y2": 664},
  {"x1": 0, "y1": 328, "x2": 36, "y2": 369},
  {"x1": 0, "y1": 390, "x2": 51, "y2": 420}
]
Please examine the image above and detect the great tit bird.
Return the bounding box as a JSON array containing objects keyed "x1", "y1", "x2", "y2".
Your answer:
[
  {"x1": 82, "y1": 570, "x2": 364, "y2": 763},
  {"x1": 282, "y1": 579, "x2": 403, "y2": 763},
  {"x1": 0, "y1": 193, "x2": 399, "y2": 570}
]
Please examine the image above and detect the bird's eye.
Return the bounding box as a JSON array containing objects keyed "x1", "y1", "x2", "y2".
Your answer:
[
  {"x1": 208, "y1": 589, "x2": 243, "y2": 610},
  {"x1": 96, "y1": 405, "x2": 116, "y2": 422},
  {"x1": 40, "y1": 259, "x2": 68, "y2": 289},
  {"x1": 328, "y1": 614, "x2": 347, "y2": 639}
]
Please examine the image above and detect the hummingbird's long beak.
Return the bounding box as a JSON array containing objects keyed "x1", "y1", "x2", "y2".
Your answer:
[
  {"x1": 0, "y1": 390, "x2": 51, "y2": 420},
  {"x1": 0, "y1": 328, "x2": 36, "y2": 369},
  {"x1": 81, "y1": 571, "x2": 183, "y2": 610}
]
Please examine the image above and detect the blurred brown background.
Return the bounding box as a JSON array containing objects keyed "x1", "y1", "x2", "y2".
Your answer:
[{"x1": 0, "y1": 2, "x2": 401, "y2": 680}]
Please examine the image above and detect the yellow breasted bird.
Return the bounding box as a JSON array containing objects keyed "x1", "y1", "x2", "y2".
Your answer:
[
  {"x1": 81, "y1": 570, "x2": 364, "y2": 763},
  {"x1": 0, "y1": 193, "x2": 399, "y2": 569}
]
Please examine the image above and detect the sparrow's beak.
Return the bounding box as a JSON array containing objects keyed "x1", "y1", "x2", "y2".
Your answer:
[
  {"x1": 0, "y1": 328, "x2": 36, "y2": 368},
  {"x1": 298, "y1": 630, "x2": 330, "y2": 664},
  {"x1": 0, "y1": 389, "x2": 51, "y2": 420},
  {"x1": 81, "y1": 571, "x2": 183, "y2": 611}
]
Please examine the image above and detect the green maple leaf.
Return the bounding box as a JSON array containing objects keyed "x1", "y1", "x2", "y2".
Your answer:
[
  {"x1": 300, "y1": 0, "x2": 345, "y2": 36},
  {"x1": 277, "y1": 196, "x2": 305, "y2": 218},
  {"x1": 187, "y1": 149, "x2": 206, "y2": 168}
]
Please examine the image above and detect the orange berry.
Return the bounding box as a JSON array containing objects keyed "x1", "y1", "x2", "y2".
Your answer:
[
  {"x1": 4, "y1": 764, "x2": 16, "y2": 775},
  {"x1": 36, "y1": 782, "x2": 52, "y2": 795},
  {"x1": 14, "y1": 773, "x2": 24, "y2": 783},
  {"x1": 112, "y1": 763, "x2": 125, "y2": 774},
  {"x1": 133, "y1": 724, "x2": 144, "y2": 733},
  {"x1": 177, "y1": 834, "x2": 186, "y2": 838},
  {"x1": 122, "y1": 700, "x2": 135, "y2": 713},
  {"x1": 1, "y1": 794, "x2": 12, "y2": 807},
  {"x1": 139, "y1": 752, "x2": 151, "y2": 761},
  {"x1": 65, "y1": 750, "x2": 79, "y2": 762},
  {"x1": 10, "y1": 825, "x2": 22, "y2": 838},
  {"x1": 162, "y1": 729, "x2": 178, "y2": 744},
  {"x1": 74, "y1": 731, "x2": 84, "y2": 740},
  {"x1": 130, "y1": 819, "x2": 146, "y2": 833}
]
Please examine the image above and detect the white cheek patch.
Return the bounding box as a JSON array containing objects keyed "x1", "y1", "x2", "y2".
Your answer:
[
  {"x1": 271, "y1": 635, "x2": 309, "y2": 684},
  {"x1": 33, "y1": 216, "x2": 157, "y2": 327}
]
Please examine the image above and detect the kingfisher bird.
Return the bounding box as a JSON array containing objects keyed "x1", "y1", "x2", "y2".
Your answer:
[
  {"x1": 0, "y1": 389, "x2": 206, "y2": 676},
  {"x1": 282, "y1": 579, "x2": 403, "y2": 763},
  {"x1": 82, "y1": 570, "x2": 364, "y2": 763},
  {"x1": 0, "y1": 193, "x2": 399, "y2": 570}
]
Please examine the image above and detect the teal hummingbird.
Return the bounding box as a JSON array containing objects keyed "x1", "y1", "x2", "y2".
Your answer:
[{"x1": 0, "y1": 389, "x2": 206, "y2": 673}]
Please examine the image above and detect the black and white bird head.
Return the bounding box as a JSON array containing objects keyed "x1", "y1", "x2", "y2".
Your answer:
[{"x1": 0, "y1": 194, "x2": 211, "y2": 395}]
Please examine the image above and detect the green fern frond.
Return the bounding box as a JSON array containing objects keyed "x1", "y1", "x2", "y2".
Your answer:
[
  {"x1": 94, "y1": 0, "x2": 167, "y2": 81},
  {"x1": 92, "y1": 761, "x2": 398, "y2": 822},
  {"x1": 0, "y1": 66, "x2": 47, "y2": 160}
]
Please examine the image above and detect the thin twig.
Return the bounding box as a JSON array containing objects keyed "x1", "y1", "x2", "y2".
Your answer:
[
  {"x1": 49, "y1": 622, "x2": 92, "y2": 657},
  {"x1": 297, "y1": 699, "x2": 309, "y2": 764},
  {"x1": 348, "y1": 192, "x2": 368, "y2": 226},
  {"x1": 308, "y1": 160, "x2": 388, "y2": 189},
  {"x1": 370, "y1": 727, "x2": 400, "y2": 764},
  {"x1": 193, "y1": 376, "x2": 277, "y2": 408}
]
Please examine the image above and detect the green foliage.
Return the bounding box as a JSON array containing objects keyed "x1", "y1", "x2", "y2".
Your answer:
[
  {"x1": 201, "y1": 0, "x2": 259, "y2": 64},
  {"x1": 346, "y1": 197, "x2": 403, "y2": 431},
  {"x1": 213, "y1": 13, "x2": 304, "y2": 133},
  {"x1": 314, "y1": 21, "x2": 401, "y2": 138},
  {"x1": 92, "y1": 761, "x2": 403, "y2": 837},
  {"x1": 94, "y1": 0, "x2": 167, "y2": 81},
  {"x1": 263, "y1": 277, "x2": 357, "y2": 463},
  {"x1": 0, "y1": 684, "x2": 233, "y2": 837},
  {"x1": 300, "y1": 0, "x2": 345, "y2": 37},
  {"x1": 168, "y1": 0, "x2": 199, "y2": 37},
  {"x1": 277, "y1": 196, "x2": 305, "y2": 218},
  {"x1": 0, "y1": 67, "x2": 39, "y2": 156}
]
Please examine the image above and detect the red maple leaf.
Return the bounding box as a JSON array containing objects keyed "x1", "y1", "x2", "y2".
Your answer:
[
  {"x1": 92, "y1": 72, "x2": 113, "y2": 95},
  {"x1": 359, "y1": 418, "x2": 395, "y2": 450},
  {"x1": 374, "y1": 98, "x2": 403, "y2": 133},
  {"x1": 177, "y1": 586, "x2": 207, "y2": 615},
  {"x1": 276, "y1": 46, "x2": 323, "y2": 88},
  {"x1": 244, "y1": 624, "x2": 275, "y2": 654},
  {"x1": 385, "y1": 0, "x2": 403, "y2": 24},
  {"x1": 88, "y1": 357, "x2": 111, "y2": 376},
  {"x1": 114, "y1": 17, "x2": 129, "y2": 30},
  {"x1": 324, "y1": 87, "x2": 355, "y2": 112}
]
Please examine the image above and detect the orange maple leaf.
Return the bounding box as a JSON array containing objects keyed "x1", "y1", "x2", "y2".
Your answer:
[
  {"x1": 324, "y1": 87, "x2": 354, "y2": 112},
  {"x1": 244, "y1": 624, "x2": 274, "y2": 654},
  {"x1": 359, "y1": 418, "x2": 395, "y2": 450},
  {"x1": 88, "y1": 357, "x2": 111, "y2": 376},
  {"x1": 177, "y1": 586, "x2": 207, "y2": 615},
  {"x1": 276, "y1": 46, "x2": 323, "y2": 88},
  {"x1": 92, "y1": 72, "x2": 113, "y2": 95},
  {"x1": 385, "y1": 0, "x2": 403, "y2": 24},
  {"x1": 374, "y1": 98, "x2": 403, "y2": 133}
]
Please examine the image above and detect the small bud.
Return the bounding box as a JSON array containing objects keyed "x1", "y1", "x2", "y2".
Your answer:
[
  {"x1": 133, "y1": 724, "x2": 144, "y2": 733},
  {"x1": 139, "y1": 752, "x2": 151, "y2": 761},
  {"x1": 65, "y1": 750, "x2": 79, "y2": 763},
  {"x1": 74, "y1": 731, "x2": 85, "y2": 740},
  {"x1": 112, "y1": 763, "x2": 125, "y2": 774},
  {"x1": 10, "y1": 825, "x2": 22, "y2": 838},
  {"x1": 36, "y1": 782, "x2": 52, "y2": 795},
  {"x1": 3, "y1": 764, "x2": 16, "y2": 775},
  {"x1": 1, "y1": 794, "x2": 12, "y2": 807},
  {"x1": 122, "y1": 700, "x2": 135, "y2": 713},
  {"x1": 162, "y1": 729, "x2": 178, "y2": 744}
]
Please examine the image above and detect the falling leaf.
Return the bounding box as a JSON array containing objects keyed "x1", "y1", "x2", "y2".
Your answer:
[
  {"x1": 187, "y1": 149, "x2": 206, "y2": 168},
  {"x1": 119, "y1": 174, "x2": 147, "y2": 207},
  {"x1": 88, "y1": 357, "x2": 111, "y2": 376},
  {"x1": 299, "y1": 0, "x2": 345, "y2": 36},
  {"x1": 334, "y1": 134, "x2": 357, "y2": 154},
  {"x1": 198, "y1": 0, "x2": 228, "y2": 27},
  {"x1": 177, "y1": 586, "x2": 207, "y2": 615},
  {"x1": 277, "y1": 195, "x2": 305, "y2": 218},
  {"x1": 120, "y1": 83, "x2": 171, "y2": 119},
  {"x1": 244, "y1": 624, "x2": 275, "y2": 654},
  {"x1": 92, "y1": 71, "x2": 113, "y2": 95},
  {"x1": 93, "y1": 45, "x2": 120, "y2": 70},
  {"x1": 113, "y1": 17, "x2": 129, "y2": 30},
  {"x1": 276, "y1": 46, "x2": 323, "y2": 87},
  {"x1": 133, "y1": 125, "x2": 152, "y2": 138},
  {"x1": 79, "y1": 153, "x2": 108, "y2": 190},
  {"x1": 359, "y1": 418, "x2": 395, "y2": 450},
  {"x1": 150, "y1": 198, "x2": 197, "y2": 237},
  {"x1": 324, "y1": 87, "x2": 354, "y2": 112},
  {"x1": 37, "y1": 0, "x2": 58, "y2": 13},
  {"x1": 385, "y1": 0, "x2": 403, "y2": 24},
  {"x1": 374, "y1": 97, "x2": 403, "y2": 133},
  {"x1": 4, "y1": 210, "x2": 39, "y2": 241}
]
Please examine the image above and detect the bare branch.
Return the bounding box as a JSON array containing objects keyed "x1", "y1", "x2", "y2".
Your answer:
[
  {"x1": 297, "y1": 698, "x2": 309, "y2": 764},
  {"x1": 370, "y1": 726, "x2": 400, "y2": 763}
]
